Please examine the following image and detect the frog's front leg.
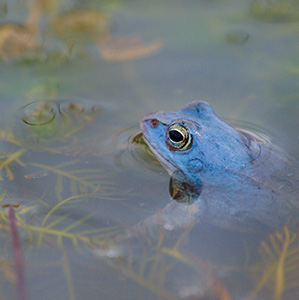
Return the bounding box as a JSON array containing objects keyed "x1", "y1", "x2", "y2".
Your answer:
[{"x1": 126, "y1": 200, "x2": 202, "y2": 239}]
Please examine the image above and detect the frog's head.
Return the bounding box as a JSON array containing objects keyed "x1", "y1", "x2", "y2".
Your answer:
[{"x1": 141, "y1": 101, "x2": 260, "y2": 186}]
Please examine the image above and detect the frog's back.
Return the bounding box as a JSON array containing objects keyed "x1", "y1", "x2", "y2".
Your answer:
[{"x1": 197, "y1": 142, "x2": 299, "y2": 230}]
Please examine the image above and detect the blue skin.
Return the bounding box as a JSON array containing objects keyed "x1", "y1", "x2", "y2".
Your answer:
[
  {"x1": 140, "y1": 101, "x2": 298, "y2": 230},
  {"x1": 141, "y1": 101, "x2": 260, "y2": 187}
]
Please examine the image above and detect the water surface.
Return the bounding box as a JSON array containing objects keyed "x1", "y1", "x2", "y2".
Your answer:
[{"x1": 0, "y1": 0, "x2": 298, "y2": 299}]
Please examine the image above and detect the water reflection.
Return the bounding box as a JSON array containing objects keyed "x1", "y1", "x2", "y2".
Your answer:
[
  {"x1": 169, "y1": 176, "x2": 202, "y2": 204},
  {"x1": 0, "y1": 0, "x2": 163, "y2": 63},
  {"x1": 49, "y1": 8, "x2": 109, "y2": 43},
  {"x1": 111, "y1": 127, "x2": 165, "y2": 175},
  {"x1": 0, "y1": 0, "x2": 298, "y2": 299},
  {"x1": 0, "y1": 0, "x2": 55, "y2": 61},
  {"x1": 0, "y1": 23, "x2": 38, "y2": 61}
]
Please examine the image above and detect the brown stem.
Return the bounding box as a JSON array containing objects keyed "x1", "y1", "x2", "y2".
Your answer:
[{"x1": 8, "y1": 206, "x2": 28, "y2": 300}]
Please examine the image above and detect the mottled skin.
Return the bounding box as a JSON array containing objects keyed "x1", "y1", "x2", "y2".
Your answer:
[{"x1": 140, "y1": 101, "x2": 298, "y2": 231}]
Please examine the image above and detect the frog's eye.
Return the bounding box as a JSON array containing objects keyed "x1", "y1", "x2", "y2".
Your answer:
[{"x1": 167, "y1": 123, "x2": 192, "y2": 150}]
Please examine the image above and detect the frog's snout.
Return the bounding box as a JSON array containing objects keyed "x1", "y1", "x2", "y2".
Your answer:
[{"x1": 140, "y1": 117, "x2": 148, "y2": 133}]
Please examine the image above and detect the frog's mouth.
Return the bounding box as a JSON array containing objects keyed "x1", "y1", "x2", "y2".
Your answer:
[{"x1": 142, "y1": 133, "x2": 183, "y2": 178}]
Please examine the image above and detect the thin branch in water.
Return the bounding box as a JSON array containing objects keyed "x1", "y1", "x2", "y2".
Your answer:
[
  {"x1": 61, "y1": 251, "x2": 76, "y2": 300},
  {"x1": 8, "y1": 205, "x2": 28, "y2": 300}
]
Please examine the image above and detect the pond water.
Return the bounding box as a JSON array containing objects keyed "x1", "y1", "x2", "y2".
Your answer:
[{"x1": 0, "y1": 0, "x2": 298, "y2": 299}]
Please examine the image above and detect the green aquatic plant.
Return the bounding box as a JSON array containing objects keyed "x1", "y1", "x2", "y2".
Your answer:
[
  {"x1": 0, "y1": 149, "x2": 26, "y2": 180},
  {"x1": 23, "y1": 216, "x2": 120, "y2": 249},
  {"x1": 249, "y1": 0, "x2": 299, "y2": 22},
  {"x1": 0, "y1": 134, "x2": 127, "y2": 251},
  {"x1": 21, "y1": 100, "x2": 97, "y2": 145},
  {"x1": 25, "y1": 80, "x2": 59, "y2": 102},
  {"x1": 0, "y1": 147, "x2": 128, "y2": 249},
  {"x1": 250, "y1": 224, "x2": 299, "y2": 300},
  {"x1": 0, "y1": 23, "x2": 37, "y2": 61},
  {"x1": 0, "y1": 192, "x2": 123, "y2": 250},
  {"x1": 1, "y1": 99, "x2": 102, "y2": 156},
  {"x1": 60, "y1": 251, "x2": 76, "y2": 300},
  {"x1": 102, "y1": 226, "x2": 185, "y2": 300},
  {"x1": 28, "y1": 160, "x2": 103, "y2": 194},
  {"x1": 0, "y1": 158, "x2": 127, "y2": 250},
  {"x1": 0, "y1": 146, "x2": 105, "y2": 195},
  {"x1": 0, "y1": 187, "x2": 125, "y2": 299},
  {"x1": 101, "y1": 219, "x2": 232, "y2": 300},
  {"x1": 49, "y1": 8, "x2": 109, "y2": 43},
  {"x1": 0, "y1": 0, "x2": 55, "y2": 61},
  {"x1": 161, "y1": 227, "x2": 233, "y2": 300}
]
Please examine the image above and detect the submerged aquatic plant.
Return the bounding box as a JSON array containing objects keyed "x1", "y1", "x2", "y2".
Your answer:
[
  {"x1": 0, "y1": 0, "x2": 56, "y2": 61},
  {"x1": 98, "y1": 218, "x2": 232, "y2": 300},
  {"x1": 99, "y1": 224, "x2": 188, "y2": 300},
  {"x1": 249, "y1": 0, "x2": 299, "y2": 22},
  {"x1": 0, "y1": 191, "x2": 124, "y2": 250},
  {"x1": 0, "y1": 99, "x2": 106, "y2": 197},
  {"x1": 0, "y1": 97, "x2": 128, "y2": 251},
  {"x1": 49, "y1": 8, "x2": 109, "y2": 43},
  {"x1": 8, "y1": 205, "x2": 28, "y2": 300},
  {"x1": 250, "y1": 223, "x2": 299, "y2": 300},
  {"x1": 0, "y1": 22, "x2": 37, "y2": 62},
  {"x1": 0, "y1": 190, "x2": 125, "y2": 299},
  {"x1": 0, "y1": 99, "x2": 102, "y2": 156},
  {"x1": 0, "y1": 154, "x2": 127, "y2": 249},
  {"x1": 21, "y1": 100, "x2": 100, "y2": 146},
  {"x1": 0, "y1": 149, "x2": 26, "y2": 180}
]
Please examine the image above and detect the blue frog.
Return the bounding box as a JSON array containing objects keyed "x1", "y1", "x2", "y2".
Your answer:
[{"x1": 140, "y1": 101, "x2": 298, "y2": 231}]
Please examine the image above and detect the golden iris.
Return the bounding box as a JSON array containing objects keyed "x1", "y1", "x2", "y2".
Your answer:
[{"x1": 167, "y1": 123, "x2": 191, "y2": 150}]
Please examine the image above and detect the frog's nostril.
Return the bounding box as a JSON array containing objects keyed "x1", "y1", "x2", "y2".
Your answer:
[{"x1": 150, "y1": 118, "x2": 159, "y2": 128}]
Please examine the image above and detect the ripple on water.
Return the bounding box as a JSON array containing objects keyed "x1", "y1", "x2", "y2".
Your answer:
[
  {"x1": 14, "y1": 98, "x2": 105, "y2": 155},
  {"x1": 228, "y1": 119, "x2": 275, "y2": 146},
  {"x1": 110, "y1": 126, "x2": 166, "y2": 177},
  {"x1": 22, "y1": 101, "x2": 56, "y2": 126},
  {"x1": 21, "y1": 98, "x2": 102, "y2": 125}
]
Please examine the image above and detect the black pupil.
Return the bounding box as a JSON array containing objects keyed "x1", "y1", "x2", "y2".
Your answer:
[{"x1": 169, "y1": 130, "x2": 184, "y2": 142}]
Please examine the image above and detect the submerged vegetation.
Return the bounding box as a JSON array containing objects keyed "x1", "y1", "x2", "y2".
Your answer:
[
  {"x1": 0, "y1": 0, "x2": 162, "y2": 64},
  {"x1": 98, "y1": 219, "x2": 299, "y2": 299},
  {"x1": 0, "y1": 97, "x2": 129, "y2": 298},
  {"x1": 0, "y1": 97, "x2": 125, "y2": 247},
  {"x1": 250, "y1": 223, "x2": 299, "y2": 300},
  {"x1": 0, "y1": 99, "x2": 102, "y2": 154},
  {"x1": 2, "y1": 99, "x2": 297, "y2": 299},
  {"x1": 100, "y1": 220, "x2": 233, "y2": 300},
  {"x1": 249, "y1": 0, "x2": 299, "y2": 22},
  {"x1": 0, "y1": 0, "x2": 297, "y2": 299},
  {"x1": 0, "y1": 69, "x2": 297, "y2": 300}
]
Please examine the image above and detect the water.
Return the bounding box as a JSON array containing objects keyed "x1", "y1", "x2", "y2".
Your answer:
[{"x1": 0, "y1": 0, "x2": 298, "y2": 299}]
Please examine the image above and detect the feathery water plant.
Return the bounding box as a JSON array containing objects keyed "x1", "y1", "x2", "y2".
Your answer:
[{"x1": 250, "y1": 223, "x2": 299, "y2": 300}]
